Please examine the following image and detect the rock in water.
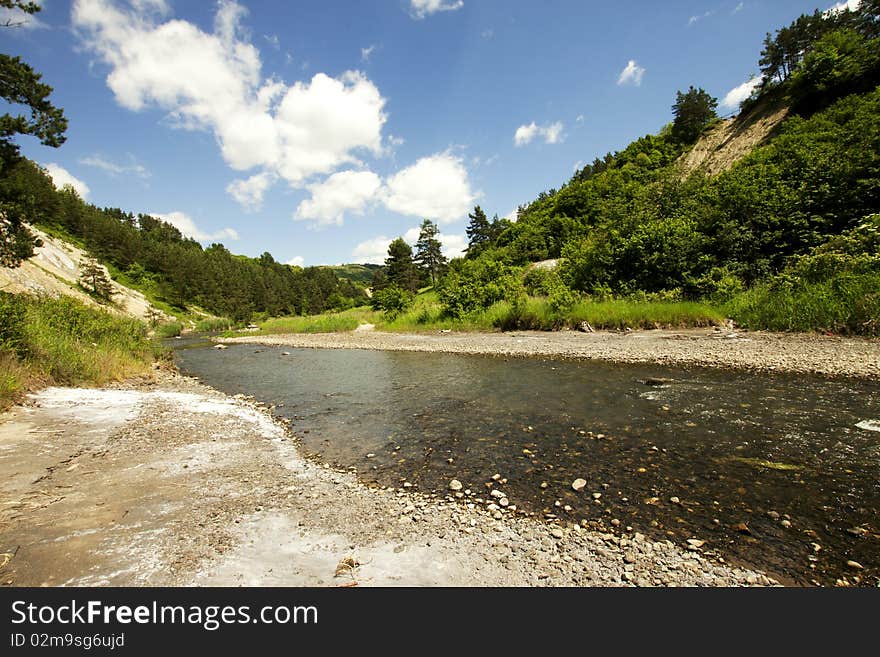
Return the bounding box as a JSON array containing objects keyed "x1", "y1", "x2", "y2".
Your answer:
[
  {"x1": 449, "y1": 479, "x2": 463, "y2": 491},
  {"x1": 572, "y1": 478, "x2": 587, "y2": 492},
  {"x1": 213, "y1": 344, "x2": 227, "y2": 350}
]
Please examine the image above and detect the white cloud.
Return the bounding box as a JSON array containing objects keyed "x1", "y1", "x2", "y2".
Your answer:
[
  {"x1": 439, "y1": 232, "x2": 466, "y2": 259},
  {"x1": 79, "y1": 154, "x2": 151, "y2": 178},
  {"x1": 226, "y1": 172, "x2": 274, "y2": 211},
  {"x1": 286, "y1": 256, "x2": 304, "y2": 267},
  {"x1": 151, "y1": 211, "x2": 239, "y2": 242},
  {"x1": 576, "y1": 114, "x2": 585, "y2": 123},
  {"x1": 361, "y1": 44, "x2": 376, "y2": 61},
  {"x1": 43, "y1": 163, "x2": 90, "y2": 200},
  {"x1": 409, "y1": 0, "x2": 464, "y2": 20},
  {"x1": 721, "y1": 77, "x2": 761, "y2": 110},
  {"x1": 294, "y1": 170, "x2": 382, "y2": 226},
  {"x1": 514, "y1": 121, "x2": 564, "y2": 146},
  {"x1": 402, "y1": 227, "x2": 422, "y2": 244},
  {"x1": 688, "y1": 10, "x2": 713, "y2": 26},
  {"x1": 382, "y1": 153, "x2": 476, "y2": 224},
  {"x1": 826, "y1": 0, "x2": 861, "y2": 14},
  {"x1": 263, "y1": 33, "x2": 280, "y2": 50},
  {"x1": 617, "y1": 60, "x2": 645, "y2": 86},
  {"x1": 732, "y1": 2, "x2": 744, "y2": 14},
  {"x1": 72, "y1": 0, "x2": 387, "y2": 193},
  {"x1": 352, "y1": 235, "x2": 393, "y2": 265},
  {"x1": 504, "y1": 207, "x2": 519, "y2": 222}
]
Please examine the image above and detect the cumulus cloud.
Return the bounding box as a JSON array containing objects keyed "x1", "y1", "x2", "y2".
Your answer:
[
  {"x1": 43, "y1": 163, "x2": 90, "y2": 200},
  {"x1": 352, "y1": 235, "x2": 393, "y2": 265},
  {"x1": 286, "y1": 256, "x2": 304, "y2": 267},
  {"x1": 438, "y1": 232, "x2": 466, "y2": 259},
  {"x1": 294, "y1": 170, "x2": 382, "y2": 226},
  {"x1": 514, "y1": 121, "x2": 564, "y2": 147},
  {"x1": 226, "y1": 172, "x2": 274, "y2": 211},
  {"x1": 150, "y1": 211, "x2": 239, "y2": 242},
  {"x1": 617, "y1": 60, "x2": 645, "y2": 86},
  {"x1": 72, "y1": 0, "x2": 387, "y2": 190},
  {"x1": 382, "y1": 153, "x2": 476, "y2": 224},
  {"x1": 79, "y1": 154, "x2": 151, "y2": 178},
  {"x1": 72, "y1": 1, "x2": 477, "y2": 229},
  {"x1": 409, "y1": 0, "x2": 464, "y2": 20},
  {"x1": 721, "y1": 78, "x2": 761, "y2": 110}
]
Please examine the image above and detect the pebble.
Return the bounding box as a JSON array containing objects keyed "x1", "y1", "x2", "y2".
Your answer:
[
  {"x1": 846, "y1": 560, "x2": 864, "y2": 570},
  {"x1": 669, "y1": 496, "x2": 680, "y2": 505},
  {"x1": 780, "y1": 519, "x2": 792, "y2": 528},
  {"x1": 571, "y1": 478, "x2": 587, "y2": 492},
  {"x1": 550, "y1": 528, "x2": 564, "y2": 539},
  {"x1": 449, "y1": 479, "x2": 463, "y2": 491},
  {"x1": 592, "y1": 492, "x2": 602, "y2": 500}
]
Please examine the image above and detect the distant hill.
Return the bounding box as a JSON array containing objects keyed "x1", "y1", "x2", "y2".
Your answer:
[{"x1": 318, "y1": 264, "x2": 381, "y2": 287}]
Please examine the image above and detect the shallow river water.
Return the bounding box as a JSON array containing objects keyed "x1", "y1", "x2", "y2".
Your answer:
[{"x1": 173, "y1": 339, "x2": 880, "y2": 586}]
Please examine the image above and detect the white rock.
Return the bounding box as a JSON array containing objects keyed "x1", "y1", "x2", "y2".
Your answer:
[
  {"x1": 449, "y1": 479, "x2": 463, "y2": 491},
  {"x1": 572, "y1": 478, "x2": 587, "y2": 492}
]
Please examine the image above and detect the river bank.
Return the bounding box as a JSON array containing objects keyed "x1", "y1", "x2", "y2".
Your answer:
[
  {"x1": 0, "y1": 368, "x2": 774, "y2": 587},
  {"x1": 218, "y1": 327, "x2": 880, "y2": 379}
]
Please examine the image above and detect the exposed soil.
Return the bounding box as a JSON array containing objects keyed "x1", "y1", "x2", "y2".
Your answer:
[{"x1": 0, "y1": 368, "x2": 775, "y2": 587}]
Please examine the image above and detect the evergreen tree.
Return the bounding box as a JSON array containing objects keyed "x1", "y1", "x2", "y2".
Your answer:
[
  {"x1": 413, "y1": 219, "x2": 447, "y2": 285},
  {"x1": 671, "y1": 86, "x2": 718, "y2": 144},
  {"x1": 465, "y1": 205, "x2": 492, "y2": 258},
  {"x1": 384, "y1": 237, "x2": 420, "y2": 292},
  {"x1": 0, "y1": 1, "x2": 67, "y2": 267},
  {"x1": 79, "y1": 258, "x2": 115, "y2": 301}
]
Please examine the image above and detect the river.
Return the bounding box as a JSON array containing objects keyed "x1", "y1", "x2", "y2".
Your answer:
[{"x1": 172, "y1": 337, "x2": 880, "y2": 586}]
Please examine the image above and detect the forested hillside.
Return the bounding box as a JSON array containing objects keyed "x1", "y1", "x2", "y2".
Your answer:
[
  {"x1": 380, "y1": 2, "x2": 879, "y2": 335},
  {"x1": 1, "y1": 159, "x2": 368, "y2": 322}
]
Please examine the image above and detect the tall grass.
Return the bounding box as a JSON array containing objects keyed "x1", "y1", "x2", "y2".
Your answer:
[
  {"x1": 254, "y1": 310, "x2": 365, "y2": 334},
  {"x1": 0, "y1": 293, "x2": 156, "y2": 410},
  {"x1": 155, "y1": 321, "x2": 183, "y2": 337},
  {"x1": 726, "y1": 272, "x2": 880, "y2": 335}
]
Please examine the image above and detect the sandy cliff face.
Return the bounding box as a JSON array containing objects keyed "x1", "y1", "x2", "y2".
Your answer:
[
  {"x1": 677, "y1": 102, "x2": 789, "y2": 177},
  {"x1": 0, "y1": 225, "x2": 168, "y2": 321}
]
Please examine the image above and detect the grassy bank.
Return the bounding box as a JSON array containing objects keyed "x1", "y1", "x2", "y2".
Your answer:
[
  {"x1": 235, "y1": 292, "x2": 725, "y2": 337},
  {"x1": 0, "y1": 293, "x2": 158, "y2": 411}
]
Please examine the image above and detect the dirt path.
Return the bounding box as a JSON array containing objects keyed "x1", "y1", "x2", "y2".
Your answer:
[
  {"x1": 220, "y1": 328, "x2": 880, "y2": 379},
  {"x1": 0, "y1": 370, "x2": 774, "y2": 587}
]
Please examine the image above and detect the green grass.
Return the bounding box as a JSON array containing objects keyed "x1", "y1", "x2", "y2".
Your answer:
[
  {"x1": 194, "y1": 317, "x2": 233, "y2": 332},
  {"x1": 0, "y1": 293, "x2": 157, "y2": 411},
  {"x1": 725, "y1": 272, "x2": 880, "y2": 335},
  {"x1": 155, "y1": 321, "x2": 184, "y2": 338},
  {"x1": 246, "y1": 291, "x2": 725, "y2": 335}
]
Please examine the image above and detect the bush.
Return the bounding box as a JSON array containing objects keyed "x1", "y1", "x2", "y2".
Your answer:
[
  {"x1": 438, "y1": 259, "x2": 523, "y2": 317},
  {"x1": 371, "y1": 285, "x2": 414, "y2": 319}
]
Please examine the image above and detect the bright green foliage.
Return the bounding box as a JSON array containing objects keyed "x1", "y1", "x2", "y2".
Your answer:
[
  {"x1": 371, "y1": 284, "x2": 414, "y2": 319},
  {"x1": 438, "y1": 259, "x2": 523, "y2": 318},
  {"x1": 671, "y1": 86, "x2": 718, "y2": 144},
  {"x1": 0, "y1": 292, "x2": 154, "y2": 408}
]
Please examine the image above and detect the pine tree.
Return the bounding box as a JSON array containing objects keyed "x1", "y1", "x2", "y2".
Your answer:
[
  {"x1": 465, "y1": 205, "x2": 492, "y2": 258},
  {"x1": 671, "y1": 86, "x2": 718, "y2": 144},
  {"x1": 384, "y1": 237, "x2": 420, "y2": 293},
  {"x1": 413, "y1": 219, "x2": 447, "y2": 285},
  {"x1": 79, "y1": 258, "x2": 114, "y2": 301},
  {"x1": 1, "y1": 1, "x2": 68, "y2": 267}
]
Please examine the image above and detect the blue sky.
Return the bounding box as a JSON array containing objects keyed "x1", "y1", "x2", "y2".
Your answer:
[{"x1": 3, "y1": 0, "x2": 854, "y2": 266}]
